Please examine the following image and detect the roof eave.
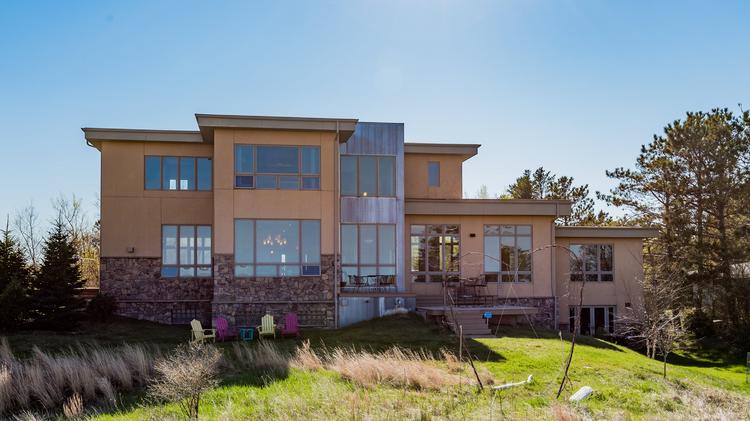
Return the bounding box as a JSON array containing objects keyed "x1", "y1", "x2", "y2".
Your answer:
[{"x1": 195, "y1": 114, "x2": 359, "y2": 143}]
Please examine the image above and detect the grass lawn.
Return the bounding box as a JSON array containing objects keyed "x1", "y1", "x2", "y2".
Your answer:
[{"x1": 3, "y1": 315, "x2": 749, "y2": 419}]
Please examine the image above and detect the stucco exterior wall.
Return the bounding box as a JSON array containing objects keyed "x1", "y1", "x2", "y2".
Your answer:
[
  {"x1": 404, "y1": 214, "x2": 557, "y2": 298},
  {"x1": 404, "y1": 153, "x2": 464, "y2": 199},
  {"x1": 554, "y1": 236, "x2": 645, "y2": 327},
  {"x1": 212, "y1": 128, "x2": 338, "y2": 256},
  {"x1": 99, "y1": 141, "x2": 214, "y2": 257}
]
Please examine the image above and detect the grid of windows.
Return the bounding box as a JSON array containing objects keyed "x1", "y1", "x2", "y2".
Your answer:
[
  {"x1": 340, "y1": 224, "x2": 397, "y2": 283},
  {"x1": 570, "y1": 244, "x2": 613, "y2": 282},
  {"x1": 161, "y1": 225, "x2": 212, "y2": 278},
  {"x1": 410, "y1": 224, "x2": 460, "y2": 283},
  {"x1": 483, "y1": 225, "x2": 532, "y2": 282},
  {"x1": 340, "y1": 155, "x2": 396, "y2": 197},
  {"x1": 569, "y1": 306, "x2": 616, "y2": 335},
  {"x1": 234, "y1": 145, "x2": 320, "y2": 190},
  {"x1": 234, "y1": 219, "x2": 321, "y2": 277},
  {"x1": 145, "y1": 156, "x2": 212, "y2": 191}
]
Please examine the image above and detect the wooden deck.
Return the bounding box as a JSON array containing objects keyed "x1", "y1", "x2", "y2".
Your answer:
[{"x1": 416, "y1": 304, "x2": 538, "y2": 317}]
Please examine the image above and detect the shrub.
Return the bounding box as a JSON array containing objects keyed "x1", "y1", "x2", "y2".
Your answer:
[
  {"x1": 86, "y1": 294, "x2": 117, "y2": 321},
  {"x1": 148, "y1": 343, "x2": 222, "y2": 420}
]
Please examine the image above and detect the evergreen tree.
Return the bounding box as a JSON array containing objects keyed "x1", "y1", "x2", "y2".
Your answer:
[
  {"x1": 29, "y1": 219, "x2": 85, "y2": 330},
  {"x1": 0, "y1": 219, "x2": 30, "y2": 330},
  {"x1": 504, "y1": 167, "x2": 612, "y2": 225}
]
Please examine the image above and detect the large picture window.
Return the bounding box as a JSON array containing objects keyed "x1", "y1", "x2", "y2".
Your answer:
[
  {"x1": 483, "y1": 225, "x2": 532, "y2": 282},
  {"x1": 410, "y1": 224, "x2": 460, "y2": 283},
  {"x1": 340, "y1": 155, "x2": 396, "y2": 197},
  {"x1": 570, "y1": 244, "x2": 613, "y2": 282},
  {"x1": 234, "y1": 219, "x2": 321, "y2": 277},
  {"x1": 145, "y1": 156, "x2": 212, "y2": 191},
  {"x1": 234, "y1": 145, "x2": 320, "y2": 190},
  {"x1": 341, "y1": 224, "x2": 396, "y2": 286},
  {"x1": 161, "y1": 225, "x2": 212, "y2": 278}
]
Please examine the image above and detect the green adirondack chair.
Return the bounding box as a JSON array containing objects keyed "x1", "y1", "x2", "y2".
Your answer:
[
  {"x1": 190, "y1": 319, "x2": 216, "y2": 344},
  {"x1": 257, "y1": 314, "x2": 276, "y2": 339}
]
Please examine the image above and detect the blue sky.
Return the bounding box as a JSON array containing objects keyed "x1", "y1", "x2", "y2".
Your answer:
[{"x1": 1, "y1": 1, "x2": 749, "y2": 227}]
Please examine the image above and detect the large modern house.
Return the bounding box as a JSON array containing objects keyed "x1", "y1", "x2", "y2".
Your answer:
[{"x1": 84, "y1": 115, "x2": 657, "y2": 335}]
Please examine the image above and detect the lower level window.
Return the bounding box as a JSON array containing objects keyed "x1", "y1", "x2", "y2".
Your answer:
[
  {"x1": 340, "y1": 224, "x2": 397, "y2": 286},
  {"x1": 569, "y1": 306, "x2": 615, "y2": 335},
  {"x1": 162, "y1": 225, "x2": 212, "y2": 278},
  {"x1": 234, "y1": 219, "x2": 320, "y2": 277}
]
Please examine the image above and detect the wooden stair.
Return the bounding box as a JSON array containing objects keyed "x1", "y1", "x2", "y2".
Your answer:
[{"x1": 446, "y1": 312, "x2": 492, "y2": 338}]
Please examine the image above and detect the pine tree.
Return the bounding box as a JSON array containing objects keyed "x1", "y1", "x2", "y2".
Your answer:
[
  {"x1": 29, "y1": 219, "x2": 85, "y2": 330},
  {"x1": 0, "y1": 219, "x2": 30, "y2": 330}
]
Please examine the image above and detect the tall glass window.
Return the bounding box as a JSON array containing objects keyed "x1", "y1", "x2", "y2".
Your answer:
[
  {"x1": 197, "y1": 158, "x2": 212, "y2": 191},
  {"x1": 570, "y1": 244, "x2": 613, "y2": 282},
  {"x1": 162, "y1": 225, "x2": 212, "y2": 278},
  {"x1": 234, "y1": 145, "x2": 320, "y2": 190},
  {"x1": 340, "y1": 155, "x2": 396, "y2": 197},
  {"x1": 163, "y1": 157, "x2": 178, "y2": 190},
  {"x1": 341, "y1": 224, "x2": 397, "y2": 286},
  {"x1": 179, "y1": 157, "x2": 195, "y2": 190},
  {"x1": 145, "y1": 156, "x2": 211, "y2": 191},
  {"x1": 483, "y1": 225, "x2": 532, "y2": 282},
  {"x1": 410, "y1": 224, "x2": 460, "y2": 283},
  {"x1": 145, "y1": 156, "x2": 161, "y2": 190},
  {"x1": 428, "y1": 161, "x2": 440, "y2": 187},
  {"x1": 233, "y1": 219, "x2": 321, "y2": 277}
]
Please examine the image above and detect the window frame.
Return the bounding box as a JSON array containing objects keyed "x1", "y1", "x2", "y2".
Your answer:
[
  {"x1": 410, "y1": 224, "x2": 461, "y2": 283},
  {"x1": 145, "y1": 156, "x2": 212, "y2": 191},
  {"x1": 340, "y1": 223, "x2": 397, "y2": 279},
  {"x1": 233, "y1": 218, "x2": 322, "y2": 278},
  {"x1": 340, "y1": 154, "x2": 397, "y2": 198},
  {"x1": 569, "y1": 243, "x2": 614, "y2": 282},
  {"x1": 483, "y1": 225, "x2": 533, "y2": 283},
  {"x1": 161, "y1": 224, "x2": 212, "y2": 278},
  {"x1": 233, "y1": 144, "x2": 321, "y2": 191}
]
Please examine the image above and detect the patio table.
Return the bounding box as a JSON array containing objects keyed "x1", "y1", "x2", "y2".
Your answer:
[{"x1": 238, "y1": 326, "x2": 255, "y2": 341}]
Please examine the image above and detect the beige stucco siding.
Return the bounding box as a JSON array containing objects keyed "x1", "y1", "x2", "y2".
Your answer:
[
  {"x1": 404, "y1": 153, "x2": 463, "y2": 199},
  {"x1": 554, "y1": 237, "x2": 645, "y2": 321},
  {"x1": 404, "y1": 215, "x2": 556, "y2": 297},
  {"x1": 212, "y1": 128, "x2": 338, "y2": 255},
  {"x1": 99, "y1": 141, "x2": 214, "y2": 257}
]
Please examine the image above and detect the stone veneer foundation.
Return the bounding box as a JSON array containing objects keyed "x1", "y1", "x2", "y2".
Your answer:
[
  {"x1": 211, "y1": 254, "x2": 337, "y2": 328},
  {"x1": 494, "y1": 296, "x2": 557, "y2": 329},
  {"x1": 100, "y1": 254, "x2": 337, "y2": 327},
  {"x1": 100, "y1": 257, "x2": 213, "y2": 324}
]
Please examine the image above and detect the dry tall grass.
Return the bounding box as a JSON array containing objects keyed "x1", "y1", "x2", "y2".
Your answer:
[
  {"x1": 0, "y1": 337, "x2": 156, "y2": 415},
  {"x1": 292, "y1": 340, "x2": 472, "y2": 390},
  {"x1": 230, "y1": 341, "x2": 290, "y2": 378}
]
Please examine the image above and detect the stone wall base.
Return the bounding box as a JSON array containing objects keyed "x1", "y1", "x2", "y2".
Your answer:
[
  {"x1": 115, "y1": 301, "x2": 212, "y2": 325},
  {"x1": 212, "y1": 302, "x2": 335, "y2": 328},
  {"x1": 495, "y1": 296, "x2": 557, "y2": 329}
]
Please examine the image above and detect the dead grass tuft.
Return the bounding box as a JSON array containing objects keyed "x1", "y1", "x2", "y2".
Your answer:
[
  {"x1": 292, "y1": 341, "x2": 471, "y2": 390},
  {"x1": 0, "y1": 337, "x2": 154, "y2": 415},
  {"x1": 231, "y1": 341, "x2": 289, "y2": 378}
]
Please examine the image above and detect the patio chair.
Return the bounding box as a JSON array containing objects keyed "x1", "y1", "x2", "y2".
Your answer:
[
  {"x1": 280, "y1": 312, "x2": 300, "y2": 337},
  {"x1": 213, "y1": 317, "x2": 235, "y2": 342},
  {"x1": 190, "y1": 319, "x2": 216, "y2": 344},
  {"x1": 257, "y1": 314, "x2": 276, "y2": 339}
]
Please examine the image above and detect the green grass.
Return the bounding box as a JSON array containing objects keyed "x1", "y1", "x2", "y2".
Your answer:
[{"x1": 4, "y1": 315, "x2": 749, "y2": 419}]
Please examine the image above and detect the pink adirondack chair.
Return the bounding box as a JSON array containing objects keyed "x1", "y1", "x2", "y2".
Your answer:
[
  {"x1": 280, "y1": 312, "x2": 300, "y2": 337},
  {"x1": 213, "y1": 317, "x2": 235, "y2": 342}
]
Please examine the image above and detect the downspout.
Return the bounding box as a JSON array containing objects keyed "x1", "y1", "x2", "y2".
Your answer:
[
  {"x1": 551, "y1": 203, "x2": 558, "y2": 329},
  {"x1": 333, "y1": 121, "x2": 340, "y2": 328}
]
